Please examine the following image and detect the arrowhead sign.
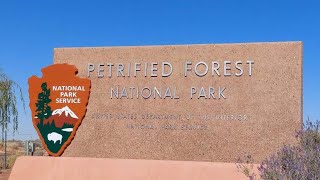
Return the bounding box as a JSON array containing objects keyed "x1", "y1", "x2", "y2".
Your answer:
[{"x1": 29, "y1": 64, "x2": 91, "y2": 156}]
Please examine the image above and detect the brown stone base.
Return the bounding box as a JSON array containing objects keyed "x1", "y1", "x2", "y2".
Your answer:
[{"x1": 9, "y1": 156, "x2": 256, "y2": 180}]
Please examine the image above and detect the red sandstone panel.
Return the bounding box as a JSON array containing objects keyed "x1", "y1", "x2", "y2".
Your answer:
[{"x1": 9, "y1": 156, "x2": 254, "y2": 180}]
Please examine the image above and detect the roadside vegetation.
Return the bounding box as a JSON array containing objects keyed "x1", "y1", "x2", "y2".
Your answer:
[
  {"x1": 0, "y1": 140, "x2": 45, "y2": 170},
  {"x1": 237, "y1": 120, "x2": 320, "y2": 180}
]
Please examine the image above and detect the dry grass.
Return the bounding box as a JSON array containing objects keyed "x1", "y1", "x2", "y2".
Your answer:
[{"x1": 0, "y1": 140, "x2": 44, "y2": 170}]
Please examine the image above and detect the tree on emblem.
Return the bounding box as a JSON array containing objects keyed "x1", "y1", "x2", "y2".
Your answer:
[{"x1": 36, "y1": 82, "x2": 52, "y2": 125}]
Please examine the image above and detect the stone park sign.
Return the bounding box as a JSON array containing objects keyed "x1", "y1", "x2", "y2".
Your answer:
[{"x1": 53, "y1": 42, "x2": 302, "y2": 162}]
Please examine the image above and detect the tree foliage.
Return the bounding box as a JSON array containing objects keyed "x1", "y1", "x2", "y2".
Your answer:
[
  {"x1": 35, "y1": 82, "x2": 52, "y2": 125},
  {"x1": 0, "y1": 72, "x2": 25, "y2": 139}
]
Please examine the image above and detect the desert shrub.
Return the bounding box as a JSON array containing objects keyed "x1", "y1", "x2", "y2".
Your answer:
[
  {"x1": 7, "y1": 151, "x2": 24, "y2": 169},
  {"x1": 7, "y1": 154, "x2": 18, "y2": 169},
  {"x1": 258, "y1": 120, "x2": 320, "y2": 180},
  {"x1": 0, "y1": 156, "x2": 4, "y2": 169},
  {"x1": 10, "y1": 142, "x2": 21, "y2": 151},
  {"x1": 236, "y1": 154, "x2": 257, "y2": 180}
]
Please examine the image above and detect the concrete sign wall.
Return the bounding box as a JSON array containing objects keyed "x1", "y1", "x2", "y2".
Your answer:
[{"x1": 54, "y1": 42, "x2": 302, "y2": 162}]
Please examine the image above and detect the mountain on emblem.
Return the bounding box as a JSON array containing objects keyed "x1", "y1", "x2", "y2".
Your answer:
[
  {"x1": 44, "y1": 106, "x2": 79, "y2": 128},
  {"x1": 52, "y1": 106, "x2": 79, "y2": 119},
  {"x1": 28, "y1": 64, "x2": 91, "y2": 156}
]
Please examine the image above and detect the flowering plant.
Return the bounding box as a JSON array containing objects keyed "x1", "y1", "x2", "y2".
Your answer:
[{"x1": 258, "y1": 120, "x2": 320, "y2": 180}]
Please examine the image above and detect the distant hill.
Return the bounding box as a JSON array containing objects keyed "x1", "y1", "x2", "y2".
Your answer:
[{"x1": 44, "y1": 114, "x2": 78, "y2": 128}]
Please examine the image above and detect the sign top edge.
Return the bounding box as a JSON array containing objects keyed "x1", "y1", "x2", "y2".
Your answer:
[{"x1": 53, "y1": 41, "x2": 302, "y2": 51}]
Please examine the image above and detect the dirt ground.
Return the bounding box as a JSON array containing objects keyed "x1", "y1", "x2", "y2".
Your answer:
[
  {"x1": 0, "y1": 170, "x2": 11, "y2": 180},
  {"x1": 0, "y1": 140, "x2": 44, "y2": 180}
]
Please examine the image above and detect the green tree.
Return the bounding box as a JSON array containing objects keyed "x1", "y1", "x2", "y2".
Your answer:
[
  {"x1": 36, "y1": 82, "x2": 52, "y2": 125},
  {"x1": 0, "y1": 72, "x2": 25, "y2": 139}
]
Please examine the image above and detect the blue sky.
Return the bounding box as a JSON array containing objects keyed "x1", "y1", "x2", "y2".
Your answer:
[{"x1": 0, "y1": 0, "x2": 319, "y2": 139}]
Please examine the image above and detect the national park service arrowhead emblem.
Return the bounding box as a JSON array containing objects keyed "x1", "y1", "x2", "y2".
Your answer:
[{"x1": 28, "y1": 64, "x2": 91, "y2": 156}]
